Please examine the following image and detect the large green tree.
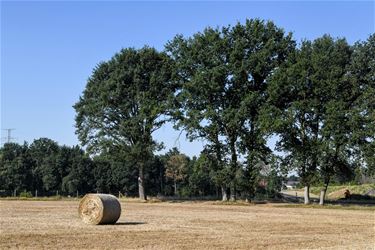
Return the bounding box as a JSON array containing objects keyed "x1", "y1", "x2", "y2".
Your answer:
[
  {"x1": 74, "y1": 47, "x2": 174, "y2": 200},
  {"x1": 348, "y1": 34, "x2": 375, "y2": 179},
  {"x1": 166, "y1": 26, "x2": 231, "y2": 200},
  {"x1": 167, "y1": 19, "x2": 294, "y2": 200},
  {"x1": 230, "y1": 20, "x2": 294, "y2": 199},
  {"x1": 264, "y1": 35, "x2": 354, "y2": 204}
]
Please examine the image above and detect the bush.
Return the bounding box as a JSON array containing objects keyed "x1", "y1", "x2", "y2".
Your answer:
[
  {"x1": 50, "y1": 195, "x2": 62, "y2": 200},
  {"x1": 179, "y1": 186, "x2": 193, "y2": 197},
  {"x1": 19, "y1": 191, "x2": 33, "y2": 198},
  {"x1": 253, "y1": 193, "x2": 267, "y2": 201}
]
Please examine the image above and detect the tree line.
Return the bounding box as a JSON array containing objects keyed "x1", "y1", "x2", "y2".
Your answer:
[
  {"x1": 0, "y1": 139, "x2": 282, "y2": 198},
  {"x1": 1, "y1": 19, "x2": 374, "y2": 203}
]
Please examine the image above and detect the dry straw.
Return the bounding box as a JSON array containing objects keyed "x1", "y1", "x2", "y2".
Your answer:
[{"x1": 78, "y1": 194, "x2": 121, "y2": 225}]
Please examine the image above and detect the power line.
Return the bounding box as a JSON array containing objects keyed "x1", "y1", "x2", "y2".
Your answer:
[{"x1": 2, "y1": 128, "x2": 16, "y2": 144}]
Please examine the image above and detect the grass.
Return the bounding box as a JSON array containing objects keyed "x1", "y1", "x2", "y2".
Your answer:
[
  {"x1": 209, "y1": 200, "x2": 257, "y2": 206},
  {"x1": 275, "y1": 203, "x2": 375, "y2": 211},
  {"x1": 293, "y1": 183, "x2": 375, "y2": 200},
  {"x1": 0, "y1": 196, "x2": 71, "y2": 201},
  {"x1": 309, "y1": 183, "x2": 375, "y2": 196},
  {"x1": 0, "y1": 196, "x2": 165, "y2": 203}
]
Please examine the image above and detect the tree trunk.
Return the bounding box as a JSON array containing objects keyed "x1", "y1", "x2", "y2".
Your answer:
[
  {"x1": 174, "y1": 181, "x2": 177, "y2": 196},
  {"x1": 221, "y1": 186, "x2": 228, "y2": 201},
  {"x1": 159, "y1": 163, "x2": 164, "y2": 195},
  {"x1": 230, "y1": 183, "x2": 236, "y2": 201},
  {"x1": 319, "y1": 181, "x2": 329, "y2": 205},
  {"x1": 229, "y1": 137, "x2": 237, "y2": 201},
  {"x1": 319, "y1": 189, "x2": 326, "y2": 205},
  {"x1": 304, "y1": 185, "x2": 310, "y2": 204},
  {"x1": 138, "y1": 165, "x2": 146, "y2": 201}
]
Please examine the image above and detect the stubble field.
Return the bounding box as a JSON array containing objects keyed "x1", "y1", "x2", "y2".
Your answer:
[{"x1": 0, "y1": 200, "x2": 374, "y2": 249}]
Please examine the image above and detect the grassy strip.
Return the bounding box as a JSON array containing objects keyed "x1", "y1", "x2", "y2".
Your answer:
[
  {"x1": 0, "y1": 196, "x2": 76, "y2": 201},
  {"x1": 0, "y1": 196, "x2": 164, "y2": 203},
  {"x1": 309, "y1": 184, "x2": 375, "y2": 196},
  {"x1": 208, "y1": 200, "x2": 255, "y2": 206},
  {"x1": 275, "y1": 203, "x2": 375, "y2": 211}
]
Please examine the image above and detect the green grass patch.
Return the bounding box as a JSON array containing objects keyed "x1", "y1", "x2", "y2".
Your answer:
[
  {"x1": 207, "y1": 200, "x2": 272, "y2": 206},
  {"x1": 0, "y1": 196, "x2": 76, "y2": 201},
  {"x1": 118, "y1": 197, "x2": 163, "y2": 203},
  {"x1": 307, "y1": 184, "x2": 375, "y2": 198},
  {"x1": 275, "y1": 203, "x2": 375, "y2": 211}
]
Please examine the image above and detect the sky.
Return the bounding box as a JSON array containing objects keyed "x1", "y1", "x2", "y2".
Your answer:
[{"x1": 1, "y1": 1, "x2": 374, "y2": 157}]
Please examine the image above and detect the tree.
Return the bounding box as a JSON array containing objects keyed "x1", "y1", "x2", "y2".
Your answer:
[
  {"x1": 165, "y1": 154, "x2": 189, "y2": 195},
  {"x1": 167, "y1": 19, "x2": 294, "y2": 200},
  {"x1": 264, "y1": 35, "x2": 353, "y2": 204},
  {"x1": 166, "y1": 27, "x2": 231, "y2": 200},
  {"x1": 229, "y1": 20, "x2": 294, "y2": 200},
  {"x1": 348, "y1": 34, "x2": 375, "y2": 179},
  {"x1": 29, "y1": 138, "x2": 60, "y2": 193},
  {"x1": 90, "y1": 144, "x2": 140, "y2": 195},
  {"x1": 63, "y1": 157, "x2": 94, "y2": 195},
  {"x1": 253, "y1": 155, "x2": 284, "y2": 199},
  {"x1": 0, "y1": 143, "x2": 33, "y2": 194},
  {"x1": 61, "y1": 146, "x2": 94, "y2": 195},
  {"x1": 74, "y1": 47, "x2": 175, "y2": 200},
  {"x1": 145, "y1": 155, "x2": 165, "y2": 196},
  {"x1": 188, "y1": 152, "x2": 218, "y2": 197},
  {"x1": 198, "y1": 148, "x2": 232, "y2": 200},
  {"x1": 55, "y1": 146, "x2": 74, "y2": 192}
]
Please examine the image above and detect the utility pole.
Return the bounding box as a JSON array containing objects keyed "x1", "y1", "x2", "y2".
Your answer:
[{"x1": 2, "y1": 128, "x2": 15, "y2": 144}]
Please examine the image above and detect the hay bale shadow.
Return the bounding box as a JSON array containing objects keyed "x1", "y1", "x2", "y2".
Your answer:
[{"x1": 115, "y1": 222, "x2": 146, "y2": 226}]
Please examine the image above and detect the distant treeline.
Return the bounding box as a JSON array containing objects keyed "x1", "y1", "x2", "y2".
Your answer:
[
  {"x1": 0, "y1": 137, "x2": 368, "y2": 199},
  {"x1": 0, "y1": 139, "x2": 286, "y2": 198}
]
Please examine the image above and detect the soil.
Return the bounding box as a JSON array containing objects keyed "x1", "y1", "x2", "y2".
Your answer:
[{"x1": 0, "y1": 200, "x2": 374, "y2": 249}]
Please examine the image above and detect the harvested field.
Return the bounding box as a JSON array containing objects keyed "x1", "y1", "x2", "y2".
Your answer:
[{"x1": 0, "y1": 200, "x2": 374, "y2": 249}]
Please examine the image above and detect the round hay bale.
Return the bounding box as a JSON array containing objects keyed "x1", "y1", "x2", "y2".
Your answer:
[{"x1": 78, "y1": 194, "x2": 121, "y2": 225}]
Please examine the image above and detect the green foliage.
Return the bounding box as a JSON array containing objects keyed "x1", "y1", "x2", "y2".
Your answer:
[
  {"x1": 74, "y1": 47, "x2": 174, "y2": 154},
  {"x1": 145, "y1": 155, "x2": 165, "y2": 196},
  {"x1": 91, "y1": 148, "x2": 138, "y2": 195},
  {"x1": 74, "y1": 47, "x2": 175, "y2": 199},
  {"x1": 61, "y1": 152, "x2": 94, "y2": 195},
  {"x1": 309, "y1": 183, "x2": 375, "y2": 197},
  {"x1": 264, "y1": 35, "x2": 358, "y2": 191},
  {"x1": 0, "y1": 143, "x2": 33, "y2": 192},
  {"x1": 29, "y1": 138, "x2": 60, "y2": 191},
  {"x1": 188, "y1": 152, "x2": 216, "y2": 196},
  {"x1": 1, "y1": 21, "x2": 373, "y2": 202},
  {"x1": 0, "y1": 140, "x2": 96, "y2": 196},
  {"x1": 167, "y1": 19, "x2": 295, "y2": 199},
  {"x1": 249, "y1": 155, "x2": 284, "y2": 199},
  {"x1": 348, "y1": 34, "x2": 375, "y2": 177},
  {"x1": 264, "y1": 169, "x2": 283, "y2": 198},
  {"x1": 19, "y1": 191, "x2": 33, "y2": 198}
]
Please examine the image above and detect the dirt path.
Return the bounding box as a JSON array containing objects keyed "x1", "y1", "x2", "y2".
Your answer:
[{"x1": 0, "y1": 200, "x2": 374, "y2": 249}]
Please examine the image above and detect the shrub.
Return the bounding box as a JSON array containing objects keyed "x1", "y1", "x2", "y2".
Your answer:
[{"x1": 19, "y1": 191, "x2": 33, "y2": 198}]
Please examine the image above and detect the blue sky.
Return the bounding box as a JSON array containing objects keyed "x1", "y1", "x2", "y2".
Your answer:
[{"x1": 1, "y1": 1, "x2": 374, "y2": 157}]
